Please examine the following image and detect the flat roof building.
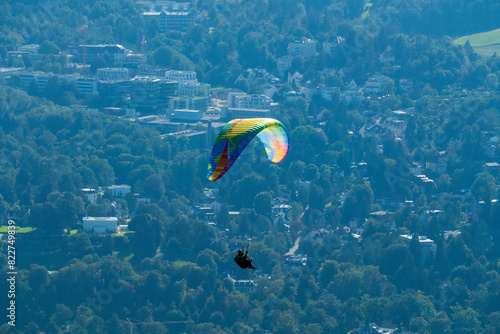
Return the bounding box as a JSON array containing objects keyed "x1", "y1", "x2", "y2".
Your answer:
[{"x1": 83, "y1": 217, "x2": 118, "y2": 234}]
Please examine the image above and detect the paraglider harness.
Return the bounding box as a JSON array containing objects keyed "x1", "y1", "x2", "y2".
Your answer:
[{"x1": 234, "y1": 244, "x2": 256, "y2": 269}]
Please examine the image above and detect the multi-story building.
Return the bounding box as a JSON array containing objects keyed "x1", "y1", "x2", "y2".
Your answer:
[
  {"x1": 400, "y1": 234, "x2": 437, "y2": 259},
  {"x1": 141, "y1": 9, "x2": 201, "y2": 31},
  {"x1": 228, "y1": 108, "x2": 272, "y2": 119},
  {"x1": 227, "y1": 93, "x2": 277, "y2": 111},
  {"x1": 227, "y1": 277, "x2": 255, "y2": 294},
  {"x1": 323, "y1": 36, "x2": 345, "y2": 57},
  {"x1": 80, "y1": 188, "x2": 98, "y2": 204},
  {"x1": 83, "y1": 217, "x2": 119, "y2": 234},
  {"x1": 106, "y1": 185, "x2": 131, "y2": 197},
  {"x1": 165, "y1": 70, "x2": 197, "y2": 85},
  {"x1": 97, "y1": 79, "x2": 131, "y2": 100},
  {"x1": 123, "y1": 53, "x2": 147, "y2": 67},
  {"x1": 173, "y1": 109, "x2": 204, "y2": 122},
  {"x1": 17, "y1": 72, "x2": 97, "y2": 95},
  {"x1": 169, "y1": 96, "x2": 210, "y2": 111},
  {"x1": 97, "y1": 68, "x2": 129, "y2": 81},
  {"x1": 130, "y1": 76, "x2": 169, "y2": 111},
  {"x1": 288, "y1": 37, "x2": 317, "y2": 58},
  {"x1": 178, "y1": 81, "x2": 210, "y2": 98},
  {"x1": 277, "y1": 55, "x2": 292, "y2": 77},
  {"x1": 68, "y1": 44, "x2": 129, "y2": 63}
]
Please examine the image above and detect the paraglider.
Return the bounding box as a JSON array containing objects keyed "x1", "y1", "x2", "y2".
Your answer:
[
  {"x1": 234, "y1": 244, "x2": 256, "y2": 269},
  {"x1": 206, "y1": 118, "x2": 289, "y2": 181}
]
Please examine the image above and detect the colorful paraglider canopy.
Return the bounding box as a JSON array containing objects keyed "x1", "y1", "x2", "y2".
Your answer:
[{"x1": 207, "y1": 118, "x2": 289, "y2": 181}]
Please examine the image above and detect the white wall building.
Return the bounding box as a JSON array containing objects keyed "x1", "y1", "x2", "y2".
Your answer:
[
  {"x1": 229, "y1": 108, "x2": 272, "y2": 119},
  {"x1": 323, "y1": 36, "x2": 345, "y2": 57},
  {"x1": 17, "y1": 72, "x2": 97, "y2": 95},
  {"x1": 400, "y1": 234, "x2": 437, "y2": 259},
  {"x1": 106, "y1": 185, "x2": 131, "y2": 197},
  {"x1": 288, "y1": 37, "x2": 317, "y2": 58},
  {"x1": 173, "y1": 109, "x2": 204, "y2": 121},
  {"x1": 165, "y1": 70, "x2": 197, "y2": 84},
  {"x1": 83, "y1": 217, "x2": 118, "y2": 233},
  {"x1": 227, "y1": 93, "x2": 276, "y2": 110},
  {"x1": 81, "y1": 188, "x2": 98, "y2": 204},
  {"x1": 97, "y1": 68, "x2": 129, "y2": 81},
  {"x1": 178, "y1": 81, "x2": 210, "y2": 98}
]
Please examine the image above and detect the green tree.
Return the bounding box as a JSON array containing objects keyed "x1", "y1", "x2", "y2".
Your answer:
[
  {"x1": 451, "y1": 306, "x2": 482, "y2": 334},
  {"x1": 253, "y1": 191, "x2": 272, "y2": 217},
  {"x1": 471, "y1": 171, "x2": 497, "y2": 201}
]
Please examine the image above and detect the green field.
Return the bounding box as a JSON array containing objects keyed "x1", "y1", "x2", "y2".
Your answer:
[
  {"x1": 454, "y1": 28, "x2": 500, "y2": 57},
  {"x1": 173, "y1": 260, "x2": 192, "y2": 267},
  {"x1": 0, "y1": 226, "x2": 35, "y2": 233}
]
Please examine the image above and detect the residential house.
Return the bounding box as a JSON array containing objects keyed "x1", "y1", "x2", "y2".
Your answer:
[
  {"x1": 228, "y1": 277, "x2": 255, "y2": 294},
  {"x1": 384, "y1": 117, "x2": 407, "y2": 139},
  {"x1": 277, "y1": 55, "x2": 292, "y2": 77},
  {"x1": 365, "y1": 81, "x2": 381, "y2": 94},
  {"x1": 374, "y1": 75, "x2": 390, "y2": 84},
  {"x1": 83, "y1": 217, "x2": 118, "y2": 233},
  {"x1": 400, "y1": 234, "x2": 437, "y2": 259},
  {"x1": 306, "y1": 228, "x2": 333, "y2": 242},
  {"x1": 317, "y1": 84, "x2": 337, "y2": 101},
  {"x1": 106, "y1": 185, "x2": 131, "y2": 197},
  {"x1": 346, "y1": 79, "x2": 357, "y2": 90},
  {"x1": 426, "y1": 154, "x2": 448, "y2": 174},
  {"x1": 322, "y1": 36, "x2": 345, "y2": 57},
  {"x1": 369, "y1": 211, "x2": 396, "y2": 230},
  {"x1": 80, "y1": 188, "x2": 98, "y2": 204},
  {"x1": 399, "y1": 79, "x2": 413, "y2": 91},
  {"x1": 420, "y1": 210, "x2": 445, "y2": 226},
  {"x1": 379, "y1": 50, "x2": 395, "y2": 64},
  {"x1": 482, "y1": 162, "x2": 500, "y2": 174},
  {"x1": 341, "y1": 90, "x2": 363, "y2": 104},
  {"x1": 282, "y1": 255, "x2": 307, "y2": 272},
  {"x1": 358, "y1": 323, "x2": 414, "y2": 334}
]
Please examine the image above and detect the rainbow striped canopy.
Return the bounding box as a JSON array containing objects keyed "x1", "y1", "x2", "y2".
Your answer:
[{"x1": 207, "y1": 118, "x2": 289, "y2": 181}]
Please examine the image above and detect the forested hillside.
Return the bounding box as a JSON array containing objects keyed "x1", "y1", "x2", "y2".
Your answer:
[{"x1": 0, "y1": 0, "x2": 500, "y2": 333}]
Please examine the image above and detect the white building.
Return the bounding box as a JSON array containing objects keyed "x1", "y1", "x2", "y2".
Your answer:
[
  {"x1": 173, "y1": 109, "x2": 204, "y2": 121},
  {"x1": 341, "y1": 90, "x2": 363, "y2": 104},
  {"x1": 80, "y1": 188, "x2": 98, "y2": 204},
  {"x1": 97, "y1": 68, "x2": 129, "y2": 81},
  {"x1": 365, "y1": 81, "x2": 382, "y2": 94},
  {"x1": 17, "y1": 72, "x2": 97, "y2": 95},
  {"x1": 83, "y1": 217, "x2": 118, "y2": 233},
  {"x1": 165, "y1": 70, "x2": 197, "y2": 84},
  {"x1": 228, "y1": 277, "x2": 255, "y2": 294},
  {"x1": 229, "y1": 108, "x2": 272, "y2": 119},
  {"x1": 277, "y1": 55, "x2": 292, "y2": 77},
  {"x1": 400, "y1": 234, "x2": 437, "y2": 259},
  {"x1": 178, "y1": 81, "x2": 210, "y2": 98},
  {"x1": 384, "y1": 118, "x2": 407, "y2": 139},
  {"x1": 399, "y1": 79, "x2": 413, "y2": 91},
  {"x1": 19, "y1": 44, "x2": 41, "y2": 54},
  {"x1": 141, "y1": 9, "x2": 201, "y2": 31},
  {"x1": 317, "y1": 84, "x2": 337, "y2": 101},
  {"x1": 123, "y1": 53, "x2": 148, "y2": 67},
  {"x1": 106, "y1": 185, "x2": 131, "y2": 197},
  {"x1": 323, "y1": 36, "x2": 345, "y2": 57},
  {"x1": 288, "y1": 37, "x2": 317, "y2": 58},
  {"x1": 227, "y1": 93, "x2": 277, "y2": 110}
]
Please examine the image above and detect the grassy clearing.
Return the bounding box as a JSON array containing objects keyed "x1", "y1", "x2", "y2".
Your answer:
[
  {"x1": 0, "y1": 226, "x2": 35, "y2": 233},
  {"x1": 454, "y1": 28, "x2": 500, "y2": 56},
  {"x1": 124, "y1": 253, "x2": 135, "y2": 262},
  {"x1": 173, "y1": 260, "x2": 192, "y2": 267},
  {"x1": 362, "y1": 2, "x2": 373, "y2": 20}
]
